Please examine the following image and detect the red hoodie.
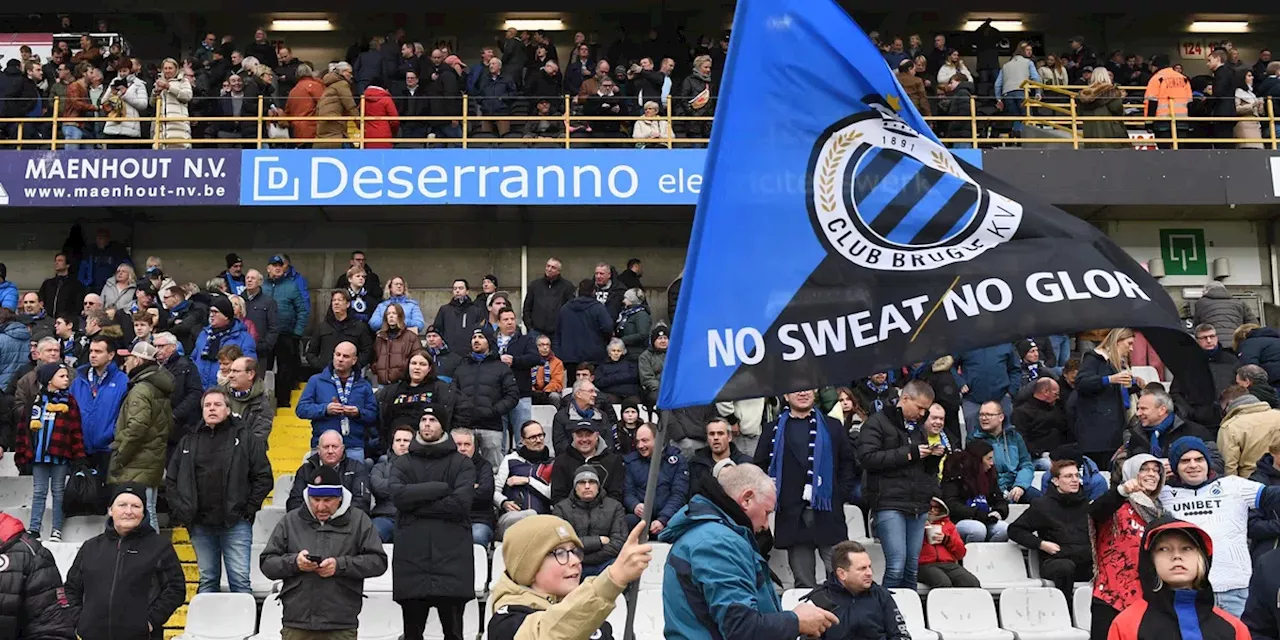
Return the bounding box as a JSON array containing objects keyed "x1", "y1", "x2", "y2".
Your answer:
[
  {"x1": 918, "y1": 516, "x2": 966, "y2": 565},
  {"x1": 362, "y1": 86, "x2": 400, "y2": 149}
]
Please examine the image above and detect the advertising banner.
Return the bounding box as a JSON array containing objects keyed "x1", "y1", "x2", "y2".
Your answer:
[
  {"x1": 0, "y1": 150, "x2": 240, "y2": 207},
  {"x1": 241, "y1": 148, "x2": 981, "y2": 206}
]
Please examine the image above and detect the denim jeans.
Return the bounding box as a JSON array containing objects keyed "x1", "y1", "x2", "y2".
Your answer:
[
  {"x1": 346, "y1": 447, "x2": 366, "y2": 464},
  {"x1": 472, "y1": 523, "x2": 494, "y2": 547},
  {"x1": 191, "y1": 520, "x2": 253, "y2": 593},
  {"x1": 504, "y1": 397, "x2": 533, "y2": 451},
  {"x1": 1048, "y1": 334, "x2": 1072, "y2": 373},
  {"x1": 873, "y1": 509, "x2": 928, "y2": 589},
  {"x1": 1003, "y1": 90, "x2": 1026, "y2": 134},
  {"x1": 373, "y1": 516, "x2": 396, "y2": 543},
  {"x1": 1215, "y1": 588, "x2": 1249, "y2": 617},
  {"x1": 60, "y1": 124, "x2": 89, "y2": 149},
  {"x1": 30, "y1": 463, "x2": 69, "y2": 534},
  {"x1": 955, "y1": 518, "x2": 1010, "y2": 542},
  {"x1": 145, "y1": 487, "x2": 158, "y2": 532}
]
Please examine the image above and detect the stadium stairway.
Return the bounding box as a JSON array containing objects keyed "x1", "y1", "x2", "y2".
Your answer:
[{"x1": 164, "y1": 385, "x2": 310, "y2": 638}]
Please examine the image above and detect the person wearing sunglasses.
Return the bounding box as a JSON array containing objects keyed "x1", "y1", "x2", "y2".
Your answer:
[{"x1": 487, "y1": 514, "x2": 652, "y2": 640}]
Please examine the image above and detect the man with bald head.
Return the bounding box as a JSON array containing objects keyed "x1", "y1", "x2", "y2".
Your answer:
[
  {"x1": 297, "y1": 341, "x2": 378, "y2": 463},
  {"x1": 1011, "y1": 377, "x2": 1068, "y2": 469},
  {"x1": 286, "y1": 429, "x2": 372, "y2": 513}
]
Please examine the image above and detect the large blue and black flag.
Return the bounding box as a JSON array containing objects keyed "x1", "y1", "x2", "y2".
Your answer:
[{"x1": 657, "y1": 0, "x2": 1212, "y2": 409}]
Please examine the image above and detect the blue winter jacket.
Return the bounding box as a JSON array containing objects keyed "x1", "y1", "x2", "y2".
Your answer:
[
  {"x1": 970, "y1": 425, "x2": 1035, "y2": 492},
  {"x1": 1239, "y1": 327, "x2": 1280, "y2": 384},
  {"x1": 0, "y1": 321, "x2": 31, "y2": 390},
  {"x1": 70, "y1": 363, "x2": 130, "y2": 455},
  {"x1": 622, "y1": 445, "x2": 689, "y2": 525},
  {"x1": 264, "y1": 272, "x2": 310, "y2": 337},
  {"x1": 77, "y1": 242, "x2": 131, "y2": 291},
  {"x1": 368, "y1": 295, "x2": 426, "y2": 332},
  {"x1": 658, "y1": 494, "x2": 798, "y2": 640},
  {"x1": 295, "y1": 366, "x2": 379, "y2": 452},
  {"x1": 193, "y1": 320, "x2": 258, "y2": 389},
  {"x1": 285, "y1": 266, "x2": 311, "y2": 312},
  {"x1": 958, "y1": 344, "x2": 1020, "y2": 403},
  {"x1": 0, "y1": 281, "x2": 17, "y2": 311},
  {"x1": 1037, "y1": 455, "x2": 1109, "y2": 501}
]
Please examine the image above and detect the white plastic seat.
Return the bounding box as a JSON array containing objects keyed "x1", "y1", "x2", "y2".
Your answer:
[
  {"x1": 889, "y1": 588, "x2": 939, "y2": 640},
  {"x1": 490, "y1": 543, "x2": 505, "y2": 592},
  {"x1": 270, "y1": 475, "x2": 294, "y2": 506},
  {"x1": 365, "y1": 544, "x2": 395, "y2": 592},
  {"x1": 180, "y1": 593, "x2": 257, "y2": 640},
  {"x1": 252, "y1": 506, "x2": 287, "y2": 543},
  {"x1": 962, "y1": 543, "x2": 1045, "y2": 592},
  {"x1": 1007, "y1": 504, "x2": 1030, "y2": 523},
  {"x1": 768, "y1": 547, "x2": 794, "y2": 590},
  {"x1": 1032, "y1": 471, "x2": 1045, "y2": 490},
  {"x1": 864, "y1": 541, "x2": 886, "y2": 583},
  {"x1": 1073, "y1": 585, "x2": 1092, "y2": 631},
  {"x1": 60, "y1": 516, "x2": 108, "y2": 543},
  {"x1": 844, "y1": 504, "x2": 869, "y2": 540},
  {"x1": 473, "y1": 544, "x2": 488, "y2": 596},
  {"x1": 632, "y1": 590, "x2": 665, "y2": 640},
  {"x1": 639, "y1": 542, "x2": 670, "y2": 591},
  {"x1": 358, "y1": 592, "x2": 404, "y2": 640},
  {"x1": 999, "y1": 587, "x2": 1091, "y2": 640},
  {"x1": 925, "y1": 587, "x2": 1015, "y2": 640},
  {"x1": 604, "y1": 595, "x2": 628, "y2": 636},
  {"x1": 0, "y1": 477, "x2": 33, "y2": 508},
  {"x1": 780, "y1": 588, "x2": 812, "y2": 610},
  {"x1": 250, "y1": 594, "x2": 284, "y2": 640},
  {"x1": 1132, "y1": 365, "x2": 1161, "y2": 386},
  {"x1": 43, "y1": 542, "x2": 80, "y2": 581},
  {"x1": 0, "y1": 453, "x2": 18, "y2": 477},
  {"x1": 220, "y1": 544, "x2": 276, "y2": 597}
]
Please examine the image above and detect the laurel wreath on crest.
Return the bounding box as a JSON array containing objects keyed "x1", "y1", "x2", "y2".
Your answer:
[
  {"x1": 929, "y1": 151, "x2": 957, "y2": 177},
  {"x1": 817, "y1": 132, "x2": 861, "y2": 213}
]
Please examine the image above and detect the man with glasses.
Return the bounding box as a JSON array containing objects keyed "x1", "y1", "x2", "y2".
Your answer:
[
  {"x1": 858, "y1": 380, "x2": 943, "y2": 590},
  {"x1": 970, "y1": 400, "x2": 1038, "y2": 503},
  {"x1": 495, "y1": 420, "x2": 556, "y2": 539},
  {"x1": 219, "y1": 356, "x2": 274, "y2": 443},
  {"x1": 1172, "y1": 323, "x2": 1240, "y2": 429},
  {"x1": 552, "y1": 379, "x2": 615, "y2": 455},
  {"x1": 1009, "y1": 459, "x2": 1094, "y2": 599},
  {"x1": 389, "y1": 405, "x2": 476, "y2": 640},
  {"x1": 154, "y1": 332, "x2": 202, "y2": 459}
]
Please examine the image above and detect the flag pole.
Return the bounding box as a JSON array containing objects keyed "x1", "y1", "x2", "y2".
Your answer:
[{"x1": 622, "y1": 412, "x2": 666, "y2": 640}]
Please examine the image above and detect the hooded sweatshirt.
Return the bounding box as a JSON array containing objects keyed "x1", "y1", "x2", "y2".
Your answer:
[{"x1": 1090, "y1": 453, "x2": 1164, "y2": 613}]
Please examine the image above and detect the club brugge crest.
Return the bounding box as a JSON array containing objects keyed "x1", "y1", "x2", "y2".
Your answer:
[{"x1": 807, "y1": 104, "x2": 1023, "y2": 271}]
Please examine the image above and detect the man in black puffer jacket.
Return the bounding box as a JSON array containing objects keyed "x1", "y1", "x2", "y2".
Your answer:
[
  {"x1": 1009, "y1": 459, "x2": 1094, "y2": 597},
  {"x1": 306, "y1": 291, "x2": 375, "y2": 370},
  {"x1": 0, "y1": 510, "x2": 74, "y2": 639},
  {"x1": 453, "y1": 329, "x2": 519, "y2": 471},
  {"x1": 857, "y1": 380, "x2": 943, "y2": 590}
]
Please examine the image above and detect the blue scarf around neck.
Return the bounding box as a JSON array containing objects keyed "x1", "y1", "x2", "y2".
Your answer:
[
  {"x1": 1148, "y1": 413, "x2": 1176, "y2": 457},
  {"x1": 766, "y1": 409, "x2": 834, "y2": 511}
]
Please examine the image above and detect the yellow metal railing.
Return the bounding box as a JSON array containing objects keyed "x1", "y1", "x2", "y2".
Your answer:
[{"x1": 2, "y1": 90, "x2": 1276, "y2": 151}]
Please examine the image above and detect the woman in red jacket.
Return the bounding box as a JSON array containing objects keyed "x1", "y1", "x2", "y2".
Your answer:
[
  {"x1": 1108, "y1": 518, "x2": 1249, "y2": 640},
  {"x1": 1089, "y1": 452, "x2": 1164, "y2": 640},
  {"x1": 918, "y1": 496, "x2": 981, "y2": 588},
  {"x1": 362, "y1": 85, "x2": 400, "y2": 149}
]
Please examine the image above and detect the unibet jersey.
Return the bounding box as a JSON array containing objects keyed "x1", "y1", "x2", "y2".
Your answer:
[{"x1": 1161, "y1": 475, "x2": 1263, "y2": 591}]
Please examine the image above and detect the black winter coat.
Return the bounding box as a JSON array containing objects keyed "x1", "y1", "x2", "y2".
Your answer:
[
  {"x1": 167, "y1": 302, "x2": 209, "y2": 356},
  {"x1": 389, "y1": 436, "x2": 476, "y2": 600},
  {"x1": 1248, "y1": 454, "x2": 1280, "y2": 561},
  {"x1": 163, "y1": 356, "x2": 202, "y2": 438},
  {"x1": 1124, "y1": 415, "x2": 1213, "y2": 459},
  {"x1": 550, "y1": 444, "x2": 624, "y2": 504},
  {"x1": 805, "y1": 577, "x2": 909, "y2": 640},
  {"x1": 286, "y1": 454, "x2": 373, "y2": 514},
  {"x1": 453, "y1": 352, "x2": 519, "y2": 432},
  {"x1": 165, "y1": 419, "x2": 273, "y2": 528},
  {"x1": 595, "y1": 359, "x2": 640, "y2": 398},
  {"x1": 592, "y1": 279, "x2": 626, "y2": 321},
  {"x1": 940, "y1": 468, "x2": 1010, "y2": 523},
  {"x1": 755, "y1": 411, "x2": 858, "y2": 548},
  {"x1": 1008, "y1": 485, "x2": 1094, "y2": 567},
  {"x1": 0, "y1": 514, "x2": 74, "y2": 640},
  {"x1": 522, "y1": 276, "x2": 576, "y2": 336},
  {"x1": 1171, "y1": 347, "x2": 1239, "y2": 428},
  {"x1": 1072, "y1": 351, "x2": 1139, "y2": 453},
  {"x1": 468, "y1": 455, "x2": 496, "y2": 529},
  {"x1": 552, "y1": 494, "x2": 626, "y2": 566},
  {"x1": 553, "y1": 297, "x2": 614, "y2": 365},
  {"x1": 37, "y1": 275, "x2": 86, "y2": 320},
  {"x1": 1010, "y1": 397, "x2": 1069, "y2": 457},
  {"x1": 433, "y1": 298, "x2": 484, "y2": 357},
  {"x1": 481, "y1": 328, "x2": 541, "y2": 397},
  {"x1": 243, "y1": 290, "x2": 279, "y2": 355},
  {"x1": 375, "y1": 378, "x2": 460, "y2": 447},
  {"x1": 687, "y1": 445, "x2": 753, "y2": 499},
  {"x1": 65, "y1": 521, "x2": 185, "y2": 640},
  {"x1": 307, "y1": 314, "x2": 374, "y2": 370},
  {"x1": 857, "y1": 408, "x2": 940, "y2": 516},
  {"x1": 551, "y1": 402, "x2": 618, "y2": 455}
]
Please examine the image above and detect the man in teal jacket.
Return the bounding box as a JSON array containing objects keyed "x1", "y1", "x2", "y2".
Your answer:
[
  {"x1": 971, "y1": 400, "x2": 1038, "y2": 503},
  {"x1": 659, "y1": 463, "x2": 836, "y2": 640},
  {"x1": 264, "y1": 256, "x2": 310, "y2": 408}
]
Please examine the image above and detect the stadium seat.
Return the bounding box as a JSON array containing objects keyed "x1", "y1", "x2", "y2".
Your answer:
[
  {"x1": 530, "y1": 406, "x2": 557, "y2": 433},
  {"x1": 61, "y1": 516, "x2": 108, "y2": 543},
  {"x1": 425, "y1": 599, "x2": 481, "y2": 640},
  {"x1": 998, "y1": 587, "x2": 1090, "y2": 640},
  {"x1": 1032, "y1": 471, "x2": 1045, "y2": 489},
  {"x1": 639, "y1": 542, "x2": 670, "y2": 591},
  {"x1": 632, "y1": 590, "x2": 664, "y2": 640},
  {"x1": 179, "y1": 592, "x2": 257, "y2": 640},
  {"x1": 1073, "y1": 585, "x2": 1092, "y2": 631},
  {"x1": 780, "y1": 588, "x2": 812, "y2": 610},
  {"x1": 0, "y1": 453, "x2": 18, "y2": 477},
  {"x1": 1132, "y1": 366, "x2": 1161, "y2": 385},
  {"x1": 358, "y1": 592, "x2": 404, "y2": 640},
  {"x1": 250, "y1": 594, "x2": 284, "y2": 640},
  {"x1": 1007, "y1": 504, "x2": 1030, "y2": 523},
  {"x1": 0, "y1": 477, "x2": 33, "y2": 508},
  {"x1": 43, "y1": 541, "x2": 80, "y2": 581},
  {"x1": 768, "y1": 547, "x2": 794, "y2": 590},
  {"x1": 864, "y1": 541, "x2": 886, "y2": 584},
  {"x1": 845, "y1": 504, "x2": 869, "y2": 540},
  {"x1": 252, "y1": 506, "x2": 287, "y2": 543},
  {"x1": 474, "y1": 544, "x2": 488, "y2": 597},
  {"x1": 221, "y1": 544, "x2": 277, "y2": 597},
  {"x1": 490, "y1": 543, "x2": 505, "y2": 592},
  {"x1": 365, "y1": 544, "x2": 394, "y2": 592},
  {"x1": 925, "y1": 588, "x2": 1015, "y2": 640},
  {"x1": 963, "y1": 543, "x2": 1044, "y2": 592},
  {"x1": 270, "y1": 475, "x2": 294, "y2": 506},
  {"x1": 889, "y1": 588, "x2": 939, "y2": 640}
]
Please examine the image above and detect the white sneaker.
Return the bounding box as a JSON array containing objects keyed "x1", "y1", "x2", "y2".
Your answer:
[{"x1": 49, "y1": 530, "x2": 61, "y2": 542}]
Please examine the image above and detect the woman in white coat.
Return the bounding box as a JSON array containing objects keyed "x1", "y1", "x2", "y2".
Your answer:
[
  {"x1": 101, "y1": 58, "x2": 151, "y2": 147},
  {"x1": 632, "y1": 101, "x2": 671, "y2": 147},
  {"x1": 154, "y1": 58, "x2": 193, "y2": 148}
]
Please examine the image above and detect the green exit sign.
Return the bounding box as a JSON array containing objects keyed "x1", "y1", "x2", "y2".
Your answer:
[{"x1": 1159, "y1": 228, "x2": 1208, "y2": 276}]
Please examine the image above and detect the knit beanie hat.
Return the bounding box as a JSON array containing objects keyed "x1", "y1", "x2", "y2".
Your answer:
[
  {"x1": 1015, "y1": 339, "x2": 1038, "y2": 361},
  {"x1": 209, "y1": 295, "x2": 234, "y2": 320},
  {"x1": 573, "y1": 465, "x2": 600, "y2": 485},
  {"x1": 502, "y1": 515, "x2": 584, "y2": 586},
  {"x1": 1168, "y1": 436, "x2": 1212, "y2": 472},
  {"x1": 36, "y1": 362, "x2": 66, "y2": 390},
  {"x1": 111, "y1": 482, "x2": 149, "y2": 510}
]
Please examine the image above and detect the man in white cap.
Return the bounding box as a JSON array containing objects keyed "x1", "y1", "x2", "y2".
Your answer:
[{"x1": 110, "y1": 341, "x2": 176, "y2": 531}]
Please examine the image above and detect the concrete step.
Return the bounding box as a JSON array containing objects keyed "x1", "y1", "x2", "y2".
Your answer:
[{"x1": 166, "y1": 604, "x2": 187, "y2": 628}]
